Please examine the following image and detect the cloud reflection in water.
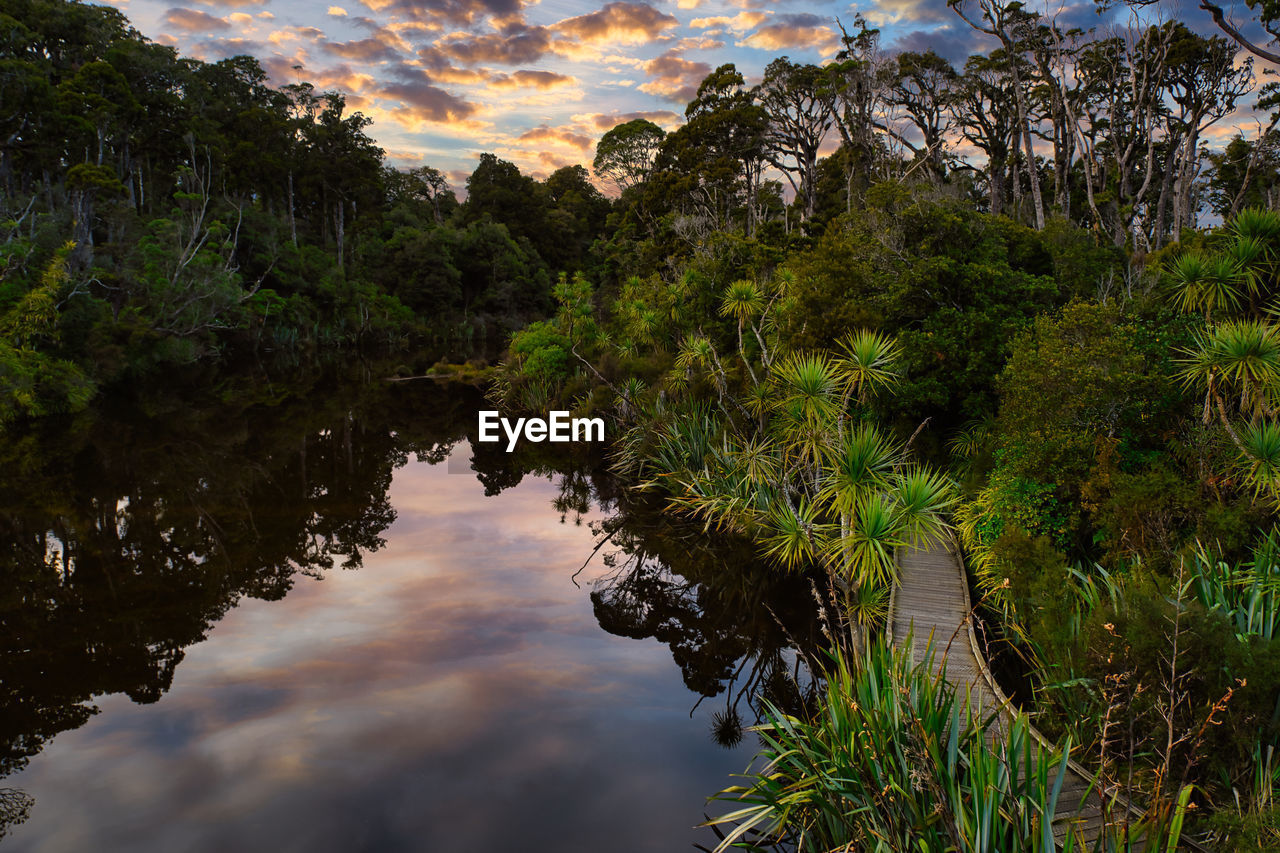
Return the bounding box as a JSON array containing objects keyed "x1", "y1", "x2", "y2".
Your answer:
[{"x1": 7, "y1": 445, "x2": 750, "y2": 853}]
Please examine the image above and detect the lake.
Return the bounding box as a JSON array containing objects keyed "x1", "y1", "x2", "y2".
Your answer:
[{"x1": 0, "y1": 368, "x2": 819, "y2": 852}]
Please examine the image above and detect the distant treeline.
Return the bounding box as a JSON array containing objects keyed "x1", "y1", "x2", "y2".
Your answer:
[
  {"x1": 0, "y1": 0, "x2": 616, "y2": 421},
  {"x1": 6, "y1": 0, "x2": 1280, "y2": 425}
]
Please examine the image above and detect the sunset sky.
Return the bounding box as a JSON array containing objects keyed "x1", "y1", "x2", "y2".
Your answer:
[{"x1": 100, "y1": 0, "x2": 1255, "y2": 188}]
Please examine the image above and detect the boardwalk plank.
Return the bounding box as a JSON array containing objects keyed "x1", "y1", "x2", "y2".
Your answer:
[{"x1": 886, "y1": 538, "x2": 1181, "y2": 852}]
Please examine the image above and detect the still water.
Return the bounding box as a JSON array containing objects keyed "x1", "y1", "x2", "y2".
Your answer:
[{"x1": 0, "y1": 371, "x2": 816, "y2": 851}]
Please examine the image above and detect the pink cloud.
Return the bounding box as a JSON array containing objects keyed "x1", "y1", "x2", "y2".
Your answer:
[
  {"x1": 639, "y1": 50, "x2": 711, "y2": 102},
  {"x1": 489, "y1": 70, "x2": 576, "y2": 90},
  {"x1": 552, "y1": 2, "x2": 678, "y2": 45},
  {"x1": 738, "y1": 14, "x2": 840, "y2": 54},
  {"x1": 517, "y1": 125, "x2": 593, "y2": 150},
  {"x1": 163, "y1": 7, "x2": 232, "y2": 32}
]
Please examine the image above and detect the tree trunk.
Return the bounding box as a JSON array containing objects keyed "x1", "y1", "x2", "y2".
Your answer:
[
  {"x1": 1175, "y1": 127, "x2": 1201, "y2": 233},
  {"x1": 990, "y1": 155, "x2": 1005, "y2": 216},
  {"x1": 335, "y1": 200, "x2": 345, "y2": 273},
  {"x1": 288, "y1": 170, "x2": 298, "y2": 247},
  {"x1": 1011, "y1": 63, "x2": 1045, "y2": 230},
  {"x1": 70, "y1": 187, "x2": 94, "y2": 272},
  {"x1": 1153, "y1": 140, "x2": 1179, "y2": 248},
  {"x1": 802, "y1": 147, "x2": 818, "y2": 221},
  {"x1": 1010, "y1": 153, "x2": 1022, "y2": 221}
]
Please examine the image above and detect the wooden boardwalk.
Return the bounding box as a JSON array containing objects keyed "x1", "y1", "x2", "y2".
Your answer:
[{"x1": 886, "y1": 537, "x2": 1118, "y2": 849}]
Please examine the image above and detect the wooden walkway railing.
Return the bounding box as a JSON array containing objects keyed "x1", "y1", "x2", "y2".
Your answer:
[{"x1": 886, "y1": 537, "x2": 1160, "y2": 850}]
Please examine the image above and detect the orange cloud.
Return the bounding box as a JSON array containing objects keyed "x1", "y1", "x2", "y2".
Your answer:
[
  {"x1": 377, "y1": 75, "x2": 481, "y2": 123},
  {"x1": 489, "y1": 70, "x2": 576, "y2": 90},
  {"x1": 517, "y1": 125, "x2": 593, "y2": 150},
  {"x1": 188, "y1": 0, "x2": 268, "y2": 7},
  {"x1": 862, "y1": 0, "x2": 952, "y2": 26},
  {"x1": 347, "y1": 17, "x2": 415, "y2": 52},
  {"x1": 535, "y1": 150, "x2": 576, "y2": 171},
  {"x1": 388, "y1": 20, "x2": 440, "y2": 35},
  {"x1": 359, "y1": 0, "x2": 526, "y2": 26},
  {"x1": 689, "y1": 11, "x2": 768, "y2": 32},
  {"x1": 268, "y1": 26, "x2": 325, "y2": 45},
  {"x1": 163, "y1": 7, "x2": 231, "y2": 32},
  {"x1": 323, "y1": 36, "x2": 404, "y2": 62},
  {"x1": 385, "y1": 148, "x2": 426, "y2": 162},
  {"x1": 306, "y1": 63, "x2": 380, "y2": 93},
  {"x1": 639, "y1": 50, "x2": 711, "y2": 102},
  {"x1": 433, "y1": 27, "x2": 552, "y2": 65},
  {"x1": 738, "y1": 14, "x2": 840, "y2": 54},
  {"x1": 673, "y1": 36, "x2": 723, "y2": 51},
  {"x1": 552, "y1": 2, "x2": 678, "y2": 46},
  {"x1": 574, "y1": 110, "x2": 681, "y2": 132},
  {"x1": 425, "y1": 65, "x2": 491, "y2": 85}
]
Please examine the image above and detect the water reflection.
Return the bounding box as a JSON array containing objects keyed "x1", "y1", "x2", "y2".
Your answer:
[
  {"x1": 469, "y1": 424, "x2": 825, "y2": 743},
  {"x1": 590, "y1": 509, "x2": 825, "y2": 739},
  {"x1": 0, "y1": 366, "x2": 818, "y2": 850},
  {"x1": 0, "y1": 368, "x2": 476, "y2": 780}
]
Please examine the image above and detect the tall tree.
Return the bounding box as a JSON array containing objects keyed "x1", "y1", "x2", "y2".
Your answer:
[
  {"x1": 952, "y1": 52, "x2": 1019, "y2": 215},
  {"x1": 542, "y1": 164, "x2": 610, "y2": 270},
  {"x1": 592, "y1": 118, "x2": 665, "y2": 194},
  {"x1": 386, "y1": 165, "x2": 455, "y2": 224},
  {"x1": 658, "y1": 64, "x2": 768, "y2": 233},
  {"x1": 950, "y1": 0, "x2": 1047, "y2": 229},
  {"x1": 1155, "y1": 23, "x2": 1252, "y2": 241},
  {"x1": 462, "y1": 153, "x2": 548, "y2": 259},
  {"x1": 885, "y1": 50, "x2": 957, "y2": 182},
  {"x1": 828, "y1": 17, "x2": 892, "y2": 208},
  {"x1": 1070, "y1": 25, "x2": 1171, "y2": 246},
  {"x1": 757, "y1": 57, "x2": 835, "y2": 223}
]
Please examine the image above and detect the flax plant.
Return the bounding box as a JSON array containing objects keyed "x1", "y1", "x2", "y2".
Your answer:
[
  {"x1": 704, "y1": 639, "x2": 1135, "y2": 853},
  {"x1": 1187, "y1": 535, "x2": 1280, "y2": 645}
]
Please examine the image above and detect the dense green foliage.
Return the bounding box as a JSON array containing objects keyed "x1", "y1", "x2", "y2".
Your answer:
[
  {"x1": 942, "y1": 210, "x2": 1280, "y2": 848},
  {"x1": 707, "y1": 640, "x2": 1189, "y2": 852},
  {"x1": 0, "y1": 0, "x2": 613, "y2": 422},
  {"x1": 490, "y1": 96, "x2": 1280, "y2": 853},
  {"x1": 12, "y1": 0, "x2": 1280, "y2": 844}
]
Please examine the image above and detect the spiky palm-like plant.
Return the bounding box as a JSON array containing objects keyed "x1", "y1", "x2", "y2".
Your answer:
[
  {"x1": 659, "y1": 390, "x2": 952, "y2": 610},
  {"x1": 1225, "y1": 234, "x2": 1272, "y2": 300},
  {"x1": 1167, "y1": 251, "x2": 1245, "y2": 319},
  {"x1": 675, "y1": 334, "x2": 716, "y2": 372},
  {"x1": 719, "y1": 280, "x2": 765, "y2": 328},
  {"x1": 771, "y1": 352, "x2": 841, "y2": 426},
  {"x1": 1180, "y1": 319, "x2": 1280, "y2": 425},
  {"x1": 1239, "y1": 421, "x2": 1280, "y2": 503},
  {"x1": 719, "y1": 279, "x2": 765, "y2": 384},
  {"x1": 1229, "y1": 207, "x2": 1280, "y2": 246},
  {"x1": 630, "y1": 329, "x2": 953, "y2": 635},
  {"x1": 817, "y1": 423, "x2": 899, "y2": 515},
  {"x1": 835, "y1": 329, "x2": 901, "y2": 405}
]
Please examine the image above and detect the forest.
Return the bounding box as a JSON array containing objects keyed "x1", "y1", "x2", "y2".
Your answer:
[{"x1": 5, "y1": 0, "x2": 1280, "y2": 847}]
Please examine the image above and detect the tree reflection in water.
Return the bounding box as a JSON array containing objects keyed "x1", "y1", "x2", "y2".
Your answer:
[
  {"x1": 0, "y1": 366, "x2": 821, "y2": 838},
  {"x1": 472, "y1": 435, "x2": 826, "y2": 749},
  {"x1": 586, "y1": 506, "x2": 826, "y2": 747}
]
